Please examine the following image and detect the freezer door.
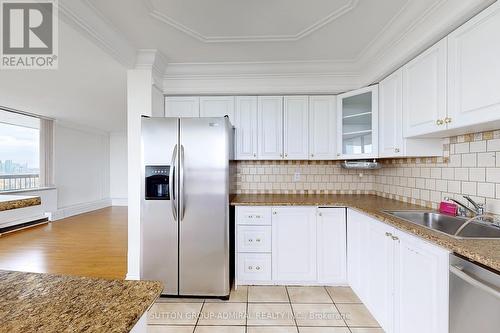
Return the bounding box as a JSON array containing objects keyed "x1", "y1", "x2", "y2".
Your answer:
[
  {"x1": 141, "y1": 117, "x2": 179, "y2": 295},
  {"x1": 179, "y1": 117, "x2": 231, "y2": 296}
]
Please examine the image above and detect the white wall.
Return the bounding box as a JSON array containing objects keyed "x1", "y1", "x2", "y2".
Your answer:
[
  {"x1": 110, "y1": 132, "x2": 128, "y2": 206},
  {"x1": 52, "y1": 121, "x2": 111, "y2": 219}
]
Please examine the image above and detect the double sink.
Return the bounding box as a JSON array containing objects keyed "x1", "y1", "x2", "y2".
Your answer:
[{"x1": 384, "y1": 211, "x2": 500, "y2": 239}]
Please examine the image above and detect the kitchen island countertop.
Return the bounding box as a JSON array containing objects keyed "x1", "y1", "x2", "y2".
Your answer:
[{"x1": 0, "y1": 270, "x2": 162, "y2": 333}]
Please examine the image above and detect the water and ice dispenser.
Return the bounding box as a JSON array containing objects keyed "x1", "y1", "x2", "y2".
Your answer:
[{"x1": 145, "y1": 165, "x2": 170, "y2": 200}]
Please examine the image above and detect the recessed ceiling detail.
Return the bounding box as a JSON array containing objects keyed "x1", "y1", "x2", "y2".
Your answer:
[{"x1": 143, "y1": 0, "x2": 359, "y2": 42}]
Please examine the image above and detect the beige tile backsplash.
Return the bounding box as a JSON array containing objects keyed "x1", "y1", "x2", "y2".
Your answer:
[{"x1": 235, "y1": 129, "x2": 500, "y2": 214}]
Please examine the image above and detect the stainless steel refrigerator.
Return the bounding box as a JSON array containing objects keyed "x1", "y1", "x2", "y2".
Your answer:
[{"x1": 141, "y1": 116, "x2": 233, "y2": 298}]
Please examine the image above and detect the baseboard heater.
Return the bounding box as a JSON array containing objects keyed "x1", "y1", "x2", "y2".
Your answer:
[{"x1": 0, "y1": 217, "x2": 49, "y2": 236}]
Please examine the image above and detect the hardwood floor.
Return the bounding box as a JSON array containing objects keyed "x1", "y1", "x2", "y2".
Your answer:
[{"x1": 0, "y1": 207, "x2": 127, "y2": 279}]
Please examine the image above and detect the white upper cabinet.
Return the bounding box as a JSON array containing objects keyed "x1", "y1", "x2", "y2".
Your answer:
[
  {"x1": 394, "y1": 231, "x2": 449, "y2": 333},
  {"x1": 199, "y1": 96, "x2": 235, "y2": 124},
  {"x1": 283, "y1": 96, "x2": 309, "y2": 160},
  {"x1": 272, "y1": 207, "x2": 317, "y2": 282},
  {"x1": 258, "y1": 96, "x2": 283, "y2": 160},
  {"x1": 403, "y1": 39, "x2": 447, "y2": 137},
  {"x1": 317, "y1": 208, "x2": 346, "y2": 284},
  {"x1": 235, "y1": 96, "x2": 258, "y2": 160},
  {"x1": 379, "y1": 70, "x2": 443, "y2": 157},
  {"x1": 309, "y1": 96, "x2": 337, "y2": 160},
  {"x1": 337, "y1": 85, "x2": 379, "y2": 159},
  {"x1": 379, "y1": 69, "x2": 404, "y2": 158},
  {"x1": 447, "y1": 2, "x2": 500, "y2": 130},
  {"x1": 165, "y1": 96, "x2": 200, "y2": 117}
]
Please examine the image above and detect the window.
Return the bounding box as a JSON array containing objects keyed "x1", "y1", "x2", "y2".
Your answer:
[{"x1": 0, "y1": 110, "x2": 40, "y2": 191}]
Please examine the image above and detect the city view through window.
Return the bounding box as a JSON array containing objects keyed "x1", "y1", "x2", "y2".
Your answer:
[{"x1": 0, "y1": 112, "x2": 40, "y2": 191}]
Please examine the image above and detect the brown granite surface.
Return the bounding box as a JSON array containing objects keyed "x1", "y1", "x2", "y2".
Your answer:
[
  {"x1": 0, "y1": 195, "x2": 41, "y2": 212},
  {"x1": 0, "y1": 270, "x2": 163, "y2": 333},
  {"x1": 231, "y1": 194, "x2": 500, "y2": 272}
]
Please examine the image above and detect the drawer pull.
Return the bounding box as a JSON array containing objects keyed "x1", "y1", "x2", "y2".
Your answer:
[
  {"x1": 256, "y1": 266, "x2": 261, "y2": 270},
  {"x1": 248, "y1": 239, "x2": 253, "y2": 242},
  {"x1": 256, "y1": 238, "x2": 261, "y2": 242},
  {"x1": 248, "y1": 266, "x2": 253, "y2": 270}
]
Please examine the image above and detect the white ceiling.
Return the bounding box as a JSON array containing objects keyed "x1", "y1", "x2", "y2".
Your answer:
[
  {"x1": 0, "y1": 20, "x2": 127, "y2": 132},
  {"x1": 75, "y1": 0, "x2": 494, "y2": 95},
  {"x1": 88, "y1": 0, "x2": 409, "y2": 62}
]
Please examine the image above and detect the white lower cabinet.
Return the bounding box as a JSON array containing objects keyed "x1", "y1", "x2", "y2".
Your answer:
[
  {"x1": 237, "y1": 253, "x2": 272, "y2": 283},
  {"x1": 317, "y1": 208, "x2": 347, "y2": 284},
  {"x1": 347, "y1": 209, "x2": 449, "y2": 333},
  {"x1": 366, "y1": 218, "x2": 396, "y2": 331},
  {"x1": 272, "y1": 207, "x2": 317, "y2": 282},
  {"x1": 237, "y1": 225, "x2": 271, "y2": 253},
  {"x1": 394, "y1": 231, "x2": 449, "y2": 333},
  {"x1": 236, "y1": 206, "x2": 347, "y2": 285}
]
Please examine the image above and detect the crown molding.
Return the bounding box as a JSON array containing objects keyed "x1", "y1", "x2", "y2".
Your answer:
[
  {"x1": 143, "y1": 0, "x2": 359, "y2": 43},
  {"x1": 135, "y1": 49, "x2": 168, "y2": 87},
  {"x1": 58, "y1": 0, "x2": 136, "y2": 67},
  {"x1": 358, "y1": 0, "x2": 496, "y2": 85},
  {"x1": 162, "y1": 60, "x2": 362, "y2": 94},
  {"x1": 162, "y1": 72, "x2": 363, "y2": 95},
  {"x1": 164, "y1": 60, "x2": 358, "y2": 77}
]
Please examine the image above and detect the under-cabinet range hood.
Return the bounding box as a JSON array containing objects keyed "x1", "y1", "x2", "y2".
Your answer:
[{"x1": 341, "y1": 160, "x2": 382, "y2": 170}]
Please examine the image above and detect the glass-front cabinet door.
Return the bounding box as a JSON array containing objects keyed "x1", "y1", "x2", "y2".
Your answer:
[{"x1": 337, "y1": 85, "x2": 379, "y2": 159}]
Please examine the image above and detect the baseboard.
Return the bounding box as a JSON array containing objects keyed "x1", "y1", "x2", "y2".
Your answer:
[
  {"x1": 111, "y1": 198, "x2": 128, "y2": 206},
  {"x1": 51, "y1": 198, "x2": 112, "y2": 221}
]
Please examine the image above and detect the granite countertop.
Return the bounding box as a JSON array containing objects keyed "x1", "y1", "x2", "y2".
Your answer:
[
  {"x1": 231, "y1": 194, "x2": 500, "y2": 272},
  {"x1": 0, "y1": 270, "x2": 163, "y2": 333},
  {"x1": 0, "y1": 195, "x2": 41, "y2": 212}
]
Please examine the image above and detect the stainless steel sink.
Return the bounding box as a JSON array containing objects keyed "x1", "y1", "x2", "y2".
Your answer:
[{"x1": 384, "y1": 211, "x2": 500, "y2": 239}]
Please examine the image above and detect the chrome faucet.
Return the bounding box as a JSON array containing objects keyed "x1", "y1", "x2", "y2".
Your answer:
[{"x1": 445, "y1": 196, "x2": 485, "y2": 218}]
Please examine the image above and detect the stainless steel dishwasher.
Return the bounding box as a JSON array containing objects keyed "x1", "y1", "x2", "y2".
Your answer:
[{"x1": 449, "y1": 254, "x2": 500, "y2": 333}]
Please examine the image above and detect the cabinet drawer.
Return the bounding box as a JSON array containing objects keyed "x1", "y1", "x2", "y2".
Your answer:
[
  {"x1": 237, "y1": 226, "x2": 271, "y2": 253},
  {"x1": 237, "y1": 253, "x2": 272, "y2": 282},
  {"x1": 236, "y1": 207, "x2": 271, "y2": 225}
]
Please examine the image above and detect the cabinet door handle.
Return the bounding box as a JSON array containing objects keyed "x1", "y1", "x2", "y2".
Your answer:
[
  {"x1": 436, "y1": 119, "x2": 444, "y2": 126},
  {"x1": 284, "y1": 153, "x2": 288, "y2": 158},
  {"x1": 385, "y1": 232, "x2": 393, "y2": 237},
  {"x1": 444, "y1": 117, "x2": 452, "y2": 124},
  {"x1": 248, "y1": 266, "x2": 253, "y2": 270},
  {"x1": 256, "y1": 266, "x2": 261, "y2": 270},
  {"x1": 253, "y1": 153, "x2": 257, "y2": 158},
  {"x1": 273, "y1": 211, "x2": 277, "y2": 215},
  {"x1": 256, "y1": 238, "x2": 261, "y2": 242},
  {"x1": 391, "y1": 236, "x2": 399, "y2": 241},
  {"x1": 311, "y1": 153, "x2": 314, "y2": 157},
  {"x1": 394, "y1": 148, "x2": 400, "y2": 153}
]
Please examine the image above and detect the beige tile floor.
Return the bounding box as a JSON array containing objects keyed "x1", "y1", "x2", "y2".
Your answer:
[{"x1": 147, "y1": 286, "x2": 384, "y2": 333}]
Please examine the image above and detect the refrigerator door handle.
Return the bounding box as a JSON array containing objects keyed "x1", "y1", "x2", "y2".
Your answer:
[
  {"x1": 180, "y1": 144, "x2": 185, "y2": 221},
  {"x1": 170, "y1": 144, "x2": 178, "y2": 221}
]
